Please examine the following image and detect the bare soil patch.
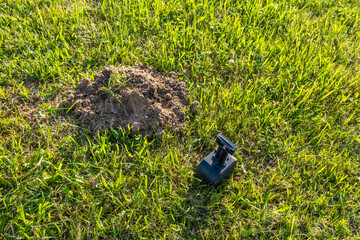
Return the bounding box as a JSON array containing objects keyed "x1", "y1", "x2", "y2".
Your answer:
[{"x1": 63, "y1": 65, "x2": 191, "y2": 137}]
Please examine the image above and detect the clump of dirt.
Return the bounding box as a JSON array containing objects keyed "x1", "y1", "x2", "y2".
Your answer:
[{"x1": 63, "y1": 65, "x2": 191, "y2": 137}]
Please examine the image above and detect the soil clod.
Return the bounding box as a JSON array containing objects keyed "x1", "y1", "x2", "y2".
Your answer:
[{"x1": 190, "y1": 101, "x2": 201, "y2": 113}]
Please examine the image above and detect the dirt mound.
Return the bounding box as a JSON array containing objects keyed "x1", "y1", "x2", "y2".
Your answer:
[{"x1": 63, "y1": 65, "x2": 191, "y2": 137}]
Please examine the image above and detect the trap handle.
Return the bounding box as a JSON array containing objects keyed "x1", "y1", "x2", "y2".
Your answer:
[{"x1": 215, "y1": 134, "x2": 237, "y2": 164}]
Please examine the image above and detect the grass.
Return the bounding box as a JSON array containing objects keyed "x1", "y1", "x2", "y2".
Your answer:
[{"x1": 1, "y1": 0, "x2": 360, "y2": 238}]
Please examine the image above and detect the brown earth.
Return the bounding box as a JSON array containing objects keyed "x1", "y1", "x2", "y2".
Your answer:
[{"x1": 63, "y1": 65, "x2": 192, "y2": 137}]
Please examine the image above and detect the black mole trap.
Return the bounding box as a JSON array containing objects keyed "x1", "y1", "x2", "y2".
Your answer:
[{"x1": 196, "y1": 134, "x2": 238, "y2": 186}]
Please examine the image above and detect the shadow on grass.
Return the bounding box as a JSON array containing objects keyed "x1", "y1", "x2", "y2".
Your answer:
[{"x1": 177, "y1": 175, "x2": 233, "y2": 238}]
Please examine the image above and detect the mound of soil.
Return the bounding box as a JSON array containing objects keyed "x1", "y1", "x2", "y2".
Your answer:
[{"x1": 64, "y1": 65, "x2": 191, "y2": 137}]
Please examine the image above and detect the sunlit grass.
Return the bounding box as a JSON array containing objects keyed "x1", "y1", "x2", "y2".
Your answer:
[{"x1": 1, "y1": 0, "x2": 360, "y2": 238}]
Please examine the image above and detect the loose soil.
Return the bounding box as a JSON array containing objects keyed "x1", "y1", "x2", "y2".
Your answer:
[{"x1": 63, "y1": 65, "x2": 191, "y2": 137}]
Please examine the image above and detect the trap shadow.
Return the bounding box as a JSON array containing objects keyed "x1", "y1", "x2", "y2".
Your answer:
[{"x1": 176, "y1": 175, "x2": 233, "y2": 238}]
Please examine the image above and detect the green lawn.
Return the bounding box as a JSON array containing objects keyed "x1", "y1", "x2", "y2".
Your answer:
[{"x1": 1, "y1": 0, "x2": 360, "y2": 238}]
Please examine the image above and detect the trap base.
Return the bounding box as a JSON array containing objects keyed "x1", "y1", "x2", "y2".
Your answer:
[{"x1": 196, "y1": 150, "x2": 237, "y2": 186}]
